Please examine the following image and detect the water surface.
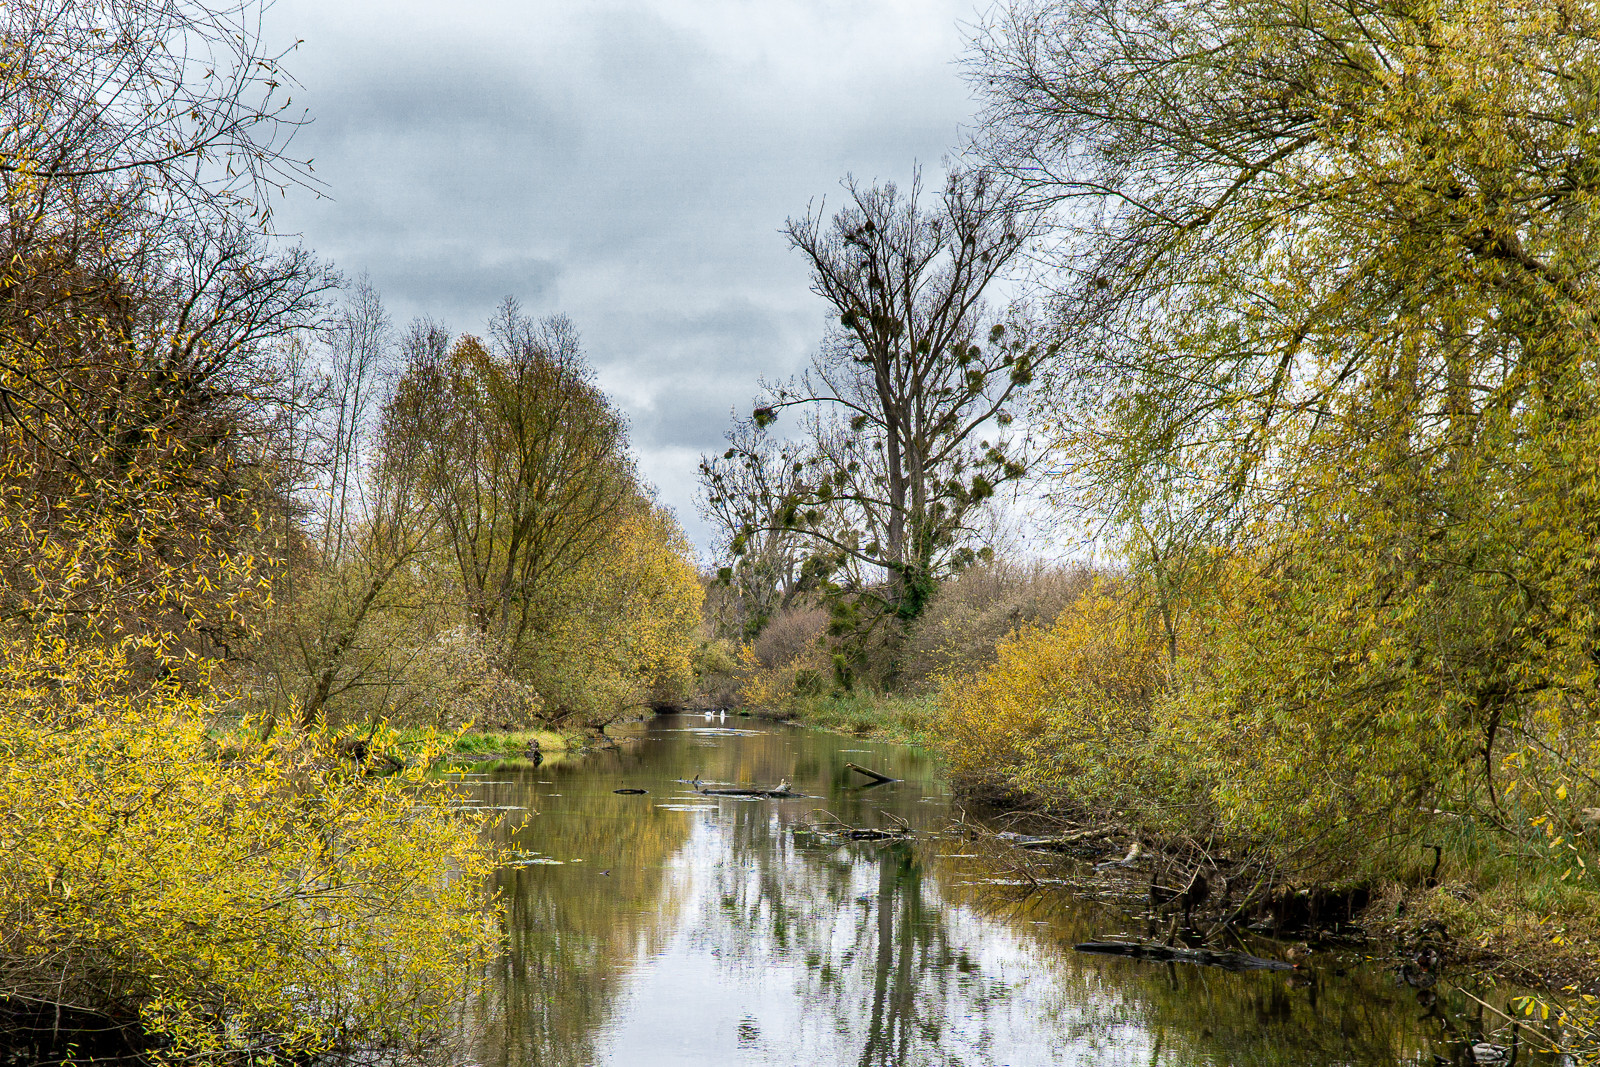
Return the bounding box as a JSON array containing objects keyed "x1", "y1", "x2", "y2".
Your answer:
[{"x1": 454, "y1": 715, "x2": 1547, "y2": 1066}]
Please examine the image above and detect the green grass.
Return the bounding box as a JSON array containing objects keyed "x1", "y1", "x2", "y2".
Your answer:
[
  {"x1": 441, "y1": 727, "x2": 573, "y2": 755},
  {"x1": 1360, "y1": 813, "x2": 1600, "y2": 989},
  {"x1": 775, "y1": 690, "x2": 942, "y2": 747}
]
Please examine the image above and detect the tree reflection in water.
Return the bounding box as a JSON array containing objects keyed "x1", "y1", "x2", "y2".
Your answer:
[
  {"x1": 456, "y1": 756, "x2": 694, "y2": 1067},
  {"x1": 453, "y1": 720, "x2": 1558, "y2": 1067}
]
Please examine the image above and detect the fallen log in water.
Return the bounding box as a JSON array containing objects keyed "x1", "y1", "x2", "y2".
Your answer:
[
  {"x1": 844, "y1": 762, "x2": 898, "y2": 785},
  {"x1": 1075, "y1": 941, "x2": 1294, "y2": 972},
  {"x1": 843, "y1": 827, "x2": 911, "y2": 840},
  {"x1": 997, "y1": 828, "x2": 1111, "y2": 852},
  {"x1": 697, "y1": 786, "x2": 806, "y2": 798}
]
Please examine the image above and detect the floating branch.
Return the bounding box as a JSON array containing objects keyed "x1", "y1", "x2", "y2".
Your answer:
[
  {"x1": 1075, "y1": 941, "x2": 1293, "y2": 972},
  {"x1": 844, "y1": 762, "x2": 898, "y2": 785}
]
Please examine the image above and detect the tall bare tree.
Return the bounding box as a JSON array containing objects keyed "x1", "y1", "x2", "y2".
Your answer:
[{"x1": 707, "y1": 167, "x2": 1046, "y2": 623}]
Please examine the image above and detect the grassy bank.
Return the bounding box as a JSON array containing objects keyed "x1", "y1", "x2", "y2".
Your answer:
[
  {"x1": 443, "y1": 727, "x2": 578, "y2": 758},
  {"x1": 757, "y1": 691, "x2": 942, "y2": 748},
  {"x1": 1368, "y1": 835, "x2": 1600, "y2": 993}
]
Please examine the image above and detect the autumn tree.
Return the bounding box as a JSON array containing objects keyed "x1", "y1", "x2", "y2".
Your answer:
[
  {"x1": 969, "y1": 0, "x2": 1600, "y2": 858},
  {"x1": 380, "y1": 300, "x2": 701, "y2": 723},
  {"x1": 0, "y1": 0, "x2": 330, "y2": 660},
  {"x1": 704, "y1": 167, "x2": 1046, "y2": 629},
  {"x1": 384, "y1": 302, "x2": 634, "y2": 663},
  {"x1": 0, "y1": 2, "x2": 498, "y2": 1059}
]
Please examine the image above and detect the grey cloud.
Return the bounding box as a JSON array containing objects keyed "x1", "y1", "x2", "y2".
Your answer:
[
  {"x1": 631, "y1": 383, "x2": 751, "y2": 452},
  {"x1": 592, "y1": 298, "x2": 817, "y2": 448},
  {"x1": 374, "y1": 246, "x2": 562, "y2": 328},
  {"x1": 267, "y1": 0, "x2": 982, "y2": 551},
  {"x1": 313, "y1": 58, "x2": 575, "y2": 141}
]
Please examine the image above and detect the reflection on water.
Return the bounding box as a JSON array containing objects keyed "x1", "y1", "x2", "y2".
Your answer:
[{"x1": 455, "y1": 716, "x2": 1553, "y2": 1066}]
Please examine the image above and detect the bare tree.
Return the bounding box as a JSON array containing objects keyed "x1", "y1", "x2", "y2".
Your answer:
[
  {"x1": 698, "y1": 418, "x2": 812, "y2": 639},
  {"x1": 710, "y1": 167, "x2": 1046, "y2": 623},
  {"x1": 320, "y1": 276, "x2": 389, "y2": 562},
  {"x1": 0, "y1": 0, "x2": 315, "y2": 222},
  {"x1": 243, "y1": 289, "x2": 448, "y2": 734}
]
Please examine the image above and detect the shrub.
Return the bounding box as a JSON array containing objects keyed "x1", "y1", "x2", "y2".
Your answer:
[
  {"x1": 0, "y1": 638, "x2": 497, "y2": 1062},
  {"x1": 751, "y1": 606, "x2": 829, "y2": 670},
  {"x1": 937, "y1": 580, "x2": 1188, "y2": 821},
  {"x1": 903, "y1": 562, "x2": 1098, "y2": 689},
  {"x1": 737, "y1": 605, "x2": 830, "y2": 712}
]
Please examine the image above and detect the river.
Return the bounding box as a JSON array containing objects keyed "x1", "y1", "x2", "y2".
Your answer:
[{"x1": 448, "y1": 713, "x2": 1553, "y2": 1067}]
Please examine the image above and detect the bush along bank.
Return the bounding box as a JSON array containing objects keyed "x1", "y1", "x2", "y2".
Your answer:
[
  {"x1": 716, "y1": 565, "x2": 1600, "y2": 1052},
  {"x1": 755, "y1": 690, "x2": 942, "y2": 748},
  {"x1": 932, "y1": 571, "x2": 1600, "y2": 1043}
]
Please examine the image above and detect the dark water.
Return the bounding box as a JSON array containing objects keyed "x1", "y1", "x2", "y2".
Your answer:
[{"x1": 450, "y1": 715, "x2": 1551, "y2": 1067}]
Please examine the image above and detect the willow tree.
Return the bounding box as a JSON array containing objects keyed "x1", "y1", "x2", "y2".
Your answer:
[
  {"x1": 971, "y1": 0, "x2": 1600, "y2": 858},
  {"x1": 0, "y1": 0, "x2": 329, "y2": 659},
  {"x1": 706, "y1": 168, "x2": 1045, "y2": 629},
  {"x1": 382, "y1": 301, "x2": 636, "y2": 671}
]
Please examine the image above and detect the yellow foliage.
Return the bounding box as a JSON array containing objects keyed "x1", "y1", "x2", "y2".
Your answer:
[
  {"x1": 937, "y1": 582, "x2": 1171, "y2": 810},
  {"x1": 0, "y1": 8, "x2": 504, "y2": 1058},
  {"x1": 737, "y1": 641, "x2": 776, "y2": 709},
  {"x1": 523, "y1": 504, "x2": 704, "y2": 723},
  {"x1": 986, "y1": 0, "x2": 1600, "y2": 881},
  {"x1": 0, "y1": 636, "x2": 497, "y2": 1061},
  {"x1": 734, "y1": 606, "x2": 831, "y2": 712},
  {"x1": 0, "y1": 254, "x2": 501, "y2": 1061},
  {"x1": 736, "y1": 640, "x2": 791, "y2": 711}
]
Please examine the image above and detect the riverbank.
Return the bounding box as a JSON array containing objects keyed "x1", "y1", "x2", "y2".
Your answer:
[
  {"x1": 752, "y1": 690, "x2": 942, "y2": 747},
  {"x1": 440, "y1": 727, "x2": 580, "y2": 762},
  {"x1": 753, "y1": 691, "x2": 1600, "y2": 1008}
]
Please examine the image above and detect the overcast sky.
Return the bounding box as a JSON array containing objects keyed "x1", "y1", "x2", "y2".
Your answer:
[{"x1": 263, "y1": 0, "x2": 990, "y2": 555}]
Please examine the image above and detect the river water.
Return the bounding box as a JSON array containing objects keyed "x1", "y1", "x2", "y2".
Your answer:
[{"x1": 449, "y1": 714, "x2": 1551, "y2": 1067}]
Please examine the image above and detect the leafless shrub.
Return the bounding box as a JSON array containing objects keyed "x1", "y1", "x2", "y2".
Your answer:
[
  {"x1": 902, "y1": 561, "x2": 1102, "y2": 688},
  {"x1": 752, "y1": 606, "x2": 829, "y2": 670}
]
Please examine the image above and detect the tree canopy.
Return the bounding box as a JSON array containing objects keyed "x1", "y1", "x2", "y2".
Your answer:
[
  {"x1": 960, "y1": 0, "x2": 1600, "y2": 859},
  {"x1": 703, "y1": 168, "x2": 1045, "y2": 636}
]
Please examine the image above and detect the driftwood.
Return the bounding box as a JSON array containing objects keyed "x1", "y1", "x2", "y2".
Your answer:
[
  {"x1": 697, "y1": 787, "x2": 805, "y2": 798},
  {"x1": 1096, "y1": 840, "x2": 1145, "y2": 868},
  {"x1": 808, "y1": 809, "x2": 912, "y2": 841},
  {"x1": 1075, "y1": 941, "x2": 1294, "y2": 972},
  {"x1": 844, "y1": 762, "x2": 898, "y2": 785},
  {"x1": 997, "y1": 828, "x2": 1110, "y2": 852}
]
